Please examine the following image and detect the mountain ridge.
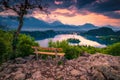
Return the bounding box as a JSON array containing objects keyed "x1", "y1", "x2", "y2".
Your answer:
[
  {"x1": 0, "y1": 16, "x2": 119, "y2": 31},
  {"x1": 85, "y1": 27, "x2": 120, "y2": 36}
]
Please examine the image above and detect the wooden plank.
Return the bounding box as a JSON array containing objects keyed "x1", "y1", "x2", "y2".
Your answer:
[
  {"x1": 34, "y1": 51, "x2": 65, "y2": 56},
  {"x1": 32, "y1": 46, "x2": 63, "y2": 52},
  {"x1": 40, "y1": 47, "x2": 63, "y2": 52}
]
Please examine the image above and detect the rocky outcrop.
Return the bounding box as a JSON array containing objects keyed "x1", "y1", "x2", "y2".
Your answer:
[{"x1": 0, "y1": 53, "x2": 120, "y2": 80}]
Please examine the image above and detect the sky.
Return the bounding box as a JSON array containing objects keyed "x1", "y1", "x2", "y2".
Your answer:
[
  {"x1": 33, "y1": 0, "x2": 120, "y2": 27},
  {"x1": 0, "y1": 0, "x2": 120, "y2": 27}
]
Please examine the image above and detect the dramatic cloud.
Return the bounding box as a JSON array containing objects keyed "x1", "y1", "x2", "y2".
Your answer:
[
  {"x1": 86, "y1": 0, "x2": 120, "y2": 19},
  {"x1": 88, "y1": 0, "x2": 120, "y2": 13},
  {"x1": 0, "y1": 0, "x2": 120, "y2": 26},
  {"x1": 40, "y1": 0, "x2": 120, "y2": 19}
]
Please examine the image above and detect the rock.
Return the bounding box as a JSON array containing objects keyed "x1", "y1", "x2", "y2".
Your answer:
[
  {"x1": 93, "y1": 65, "x2": 120, "y2": 80},
  {"x1": 91, "y1": 69, "x2": 106, "y2": 80},
  {"x1": 0, "y1": 53, "x2": 120, "y2": 80},
  {"x1": 81, "y1": 52, "x2": 91, "y2": 57},
  {"x1": 25, "y1": 55, "x2": 35, "y2": 60},
  {"x1": 14, "y1": 71, "x2": 26, "y2": 80},
  {"x1": 32, "y1": 71, "x2": 42, "y2": 79},
  {"x1": 4, "y1": 68, "x2": 13, "y2": 74},
  {"x1": 80, "y1": 75, "x2": 88, "y2": 80},
  {"x1": 70, "y1": 69, "x2": 80, "y2": 76},
  {"x1": 15, "y1": 57, "x2": 26, "y2": 64},
  {"x1": 46, "y1": 78, "x2": 54, "y2": 80}
]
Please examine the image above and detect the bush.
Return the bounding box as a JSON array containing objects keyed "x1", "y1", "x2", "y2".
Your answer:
[
  {"x1": 65, "y1": 46, "x2": 81, "y2": 59},
  {"x1": 49, "y1": 40, "x2": 69, "y2": 52},
  {"x1": 0, "y1": 39, "x2": 7, "y2": 63},
  {"x1": 48, "y1": 40, "x2": 82, "y2": 59},
  {"x1": 0, "y1": 30, "x2": 13, "y2": 63},
  {"x1": 0, "y1": 30, "x2": 38, "y2": 64},
  {"x1": 16, "y1": 34, "x2": 38, "y2": 57},
  {"x1": 103, "y1": 42, "x2": 120, "y2": 56},
  {"x1": 0, "y1": 39, "x2": 6, "y2": 55}
]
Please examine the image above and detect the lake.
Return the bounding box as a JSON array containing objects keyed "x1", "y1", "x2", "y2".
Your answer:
[{"x1": 36, "y1": 34, "x2": 106, "y2": 48}]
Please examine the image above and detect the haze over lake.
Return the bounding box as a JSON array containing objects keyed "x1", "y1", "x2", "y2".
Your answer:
[{"x1": 36, "y1": 34, "x2": 106, "y2": 48}]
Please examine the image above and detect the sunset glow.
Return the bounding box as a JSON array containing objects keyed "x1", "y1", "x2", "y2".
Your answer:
[
  {"x1": 34, "y1": 8, "x2": 120, "y2": 27},
  {"x1": 0, "y1": 0, "x2": 120, "y2": 27}
]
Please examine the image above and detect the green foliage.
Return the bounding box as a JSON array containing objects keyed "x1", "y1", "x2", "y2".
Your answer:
[
  {"x1": 16, "y1": 34, "x2": 38, "y2": 57},
  {"x1": 0, "y1": 39, "x2": 7, "y2": 63},
  {"x1": 48, "y1": 40, "x2": 81, "y2": 59},
  {"x1": 65, "y1": 46, "x2": 81, "y2": 59},
  {"x1": 46, "y1": 39, "x2": 120, "y2": 57},
  {"x1": 49, "y1": 40, "x2": 69, "y2": 52},
  {"x1": 21, "y1": 30, "x2": 56, "y2": 40},
  {"x1": 0, "y1": 30, "x2": 13, "y2": 63},
  {"x1": 0, "y1": 39, "x2": 6, "y2": 54},
  {"x1": 67, "y1": 38, "x2": 80, "y2": 43},
  {"x1": 85, "y1": 27, "x2": 115, "y2": 36},
  {"x1": 48, "y1": 40, "x2": 104, "y2": 59},
  {"x1": 99, "y1": 35, "x2": 120, "y2": 45},
  {"x1": 0, "y1": 30, "x2": 38, "y2": 64},
  {"x1": 78, "y1": 46, "x2": 101, "y2": 54},
  {"x1": 57, "y1": 61, "x2": 63, "y2": 65},
  {"x1": 103, "y1": 42, "x2": 120, "y2": 56}
]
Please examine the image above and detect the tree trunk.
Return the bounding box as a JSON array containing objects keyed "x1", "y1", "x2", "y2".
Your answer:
[{"x1": 12, "y1": 15, "x2": 24, "y2": 53}]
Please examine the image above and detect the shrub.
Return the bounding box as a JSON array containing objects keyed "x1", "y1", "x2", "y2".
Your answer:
[
  {"x1": 48, "y1": 40, "x2": 81, "y2": 59},
  {"x1": 103, "y1": 42, "x2": 120, "y2": 56},
  {"x1": 49, "y1": 40, "x2": 69, "y2": 52},
  {"x1": 0, "y1": 30, "x2": 38, "y2": 64},
  {"x1": 0, "y1": 30, "x2": 13, "y2": 63},
  {"x1": 16, "y1": 34, "x2": 38, "y2": 57},
  {"x1": 0, "y1": 39, "x2": 7, "y2": 63},
  {"x1": 65, "y1": 46, "x2": 81, "y2": 59}
]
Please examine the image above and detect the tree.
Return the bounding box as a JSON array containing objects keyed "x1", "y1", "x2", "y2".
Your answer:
[{"x1": 0, "y1": 0, "x2": 47, "y2": 52}]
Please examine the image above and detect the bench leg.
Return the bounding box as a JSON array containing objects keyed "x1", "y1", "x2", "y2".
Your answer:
[{"x1": 36, "y1": 53, "x2": 38, "y2": 61}]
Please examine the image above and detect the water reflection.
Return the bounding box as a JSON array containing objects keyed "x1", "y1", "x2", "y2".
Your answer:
[{"x1": 36, "y1": 34, "x2": 106, "y2": 48}]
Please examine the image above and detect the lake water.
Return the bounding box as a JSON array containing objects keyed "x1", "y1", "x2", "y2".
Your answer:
[{"x1": 36, "y1": 34, "x2": 106, "y2": 48}]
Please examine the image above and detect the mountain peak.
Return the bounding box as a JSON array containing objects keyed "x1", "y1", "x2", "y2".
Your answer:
[
  {"x1": 83, "y1": 23, "x2": 95, "y2": 26},
  {"x1": 50, "y1": 20, "x2": 63, "y2": 26},
  {"x1": 80, "y1": 23, "x2": 97, "y2": 30}
]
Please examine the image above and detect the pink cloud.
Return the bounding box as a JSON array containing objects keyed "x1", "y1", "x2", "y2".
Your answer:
[{"x1": 54, "y1": 1, "x2": 63, "y2": 5}]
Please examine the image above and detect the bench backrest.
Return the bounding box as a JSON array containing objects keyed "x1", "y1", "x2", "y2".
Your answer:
[{"x1": 32, "y1": 46, "x2": 63, "y2": 52}]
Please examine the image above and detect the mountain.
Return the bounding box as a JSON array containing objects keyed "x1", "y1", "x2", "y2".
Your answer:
[
  {"x1": 116, "y1": 30, "x2": 120, "y2": 35},
  {"x1": 1, "y1": 16, "x2": 119, "y2": 31},
  {"x1": 0, "y1": 16, "x2": 51, "y2": 29},
  {"x1": 0, "y1": 16, "x2": 19, "y2": 29},
  {"x1": 50, "y1": 21, "x2": 63, "y2": 26},
  {"x1": 21, "y1": 30, "x2": 56, "y2": 40},
  {"x1": 80, "y1": 23, "x2": 97, "y2": 30},
  {"x1": 23, "y1": 17, "x2": 50, "y2": 28},
  {"x1": 102, "y1": 25, "x2": 120, "y2": 31},
  {"x1": 85, "y1": 27, "x2": 115, "y2": 36},
  {"x1": 0, "y1": 16, "x2": 98, "y2": 31}
]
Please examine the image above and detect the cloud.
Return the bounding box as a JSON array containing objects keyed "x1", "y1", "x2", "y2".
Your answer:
[
  {"x1": 42, "y1": 0, "x2": 120, "y2": 19},
  {"x1": 82, "y1": 0, "x2": 120, "y2": 19},
  {"x1": 54, "y1": 0, "x2": 63, "y2": 5},
  {"x1": 103, "y1": 11, "x2": 120, "y2": 19},
  {"x1": 76, "y1": 0, "x2": 96, "y2": 8},
  {"x1": 88, "y1": 0, "x2": 120, "y2": 13},
  {"x1": 1, "y1": 0, "x2": 120, "y2": 20},
  {"x1": 52, "y1": 8, "x2": 77, "y2": 17}
]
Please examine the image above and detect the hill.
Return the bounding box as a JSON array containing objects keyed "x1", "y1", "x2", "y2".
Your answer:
[
  {"x1": 116, "y1": 30, "x2": 120, "y2": 35},
  {"x1": 85, "y1": 27, "x2": 115, "y2": 36},
  {"x1": 21, "y1": 30, "x2": 57, "y2": 40}
]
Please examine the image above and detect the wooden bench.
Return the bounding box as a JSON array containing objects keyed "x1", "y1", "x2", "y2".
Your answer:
[{"x1": 32, "y1": 46, "x2": 65, "y2": 60}]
